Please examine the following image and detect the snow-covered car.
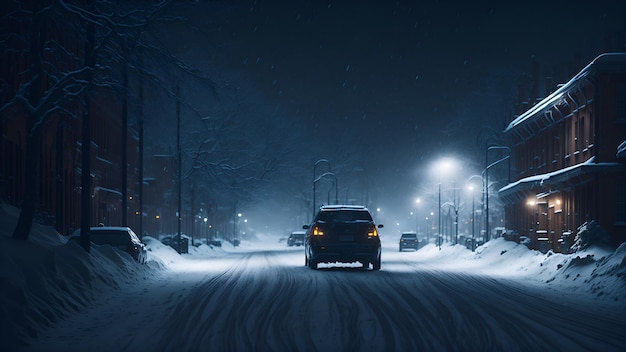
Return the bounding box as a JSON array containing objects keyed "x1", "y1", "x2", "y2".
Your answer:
[
  {"x1": 72, "y1": 226, "x2": 147, "y2": 263},
  {"x1": 287, "y1": 231, "x2": 305, "y2": 246},
  {"x1": 399, "y1": 232, "x2": 419, "y2": 251},
  {"x1": 161, "y1": 234, "x2": 189, "y2": 253},
  {"x1": 303, "y1": 205, "x2": 383, "y2": 270}
]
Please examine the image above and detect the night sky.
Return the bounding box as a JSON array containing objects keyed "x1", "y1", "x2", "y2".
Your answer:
[{"x1": 157, "y1": 0, "x2": 625, "y2": 226}]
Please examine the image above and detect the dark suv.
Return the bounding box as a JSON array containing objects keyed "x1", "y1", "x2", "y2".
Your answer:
[
  {"x1": 303, "y1": 205, "x2": 383, "y2": 270},
  {"x1": 399, "y1": 232, "x2": 419, "y2": 251}
]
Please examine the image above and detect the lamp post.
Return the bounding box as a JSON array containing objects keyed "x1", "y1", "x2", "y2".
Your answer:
[
  {"x1": 435, "y1": 158, "x2": 455, "y2": 250},
  {"x1": 313, "y1": 159, "x2": 331, "y2": 219},
  {"x1": 415, "y1": 198, "x2": 421, "y2": 235},
  {"x1": 429, "y1": 211, "x2": 434, "y2": 245},
  {"x1": 485, "y1": 146, "x2": 511, "y2": 242},
  {"x1": 468, "y1": 185, "x2": 476, "y2": 251},
  {"x1": 314, "y1": 171, "x2": 338, "y2": 206},
  {"x1": 466, "y1": 174, "x2": 484, "y2": 248}
]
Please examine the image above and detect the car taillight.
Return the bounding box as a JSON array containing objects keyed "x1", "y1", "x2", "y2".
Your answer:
[
  {"x1": 368, "y1": 228, "x2": 379, "y2": 237},
  {"x1": 313, "y1": 226, "x2": 324, "y2": 236}
]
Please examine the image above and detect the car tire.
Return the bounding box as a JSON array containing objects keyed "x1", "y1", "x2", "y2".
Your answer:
[
  {"x1": 305, "y1": 255, "x2": 309, "y2": 267},
  {"x1": 309, "y1": 258, "x2": 318, "y2": 270},
  {"x1": 372, "y1": 256, "x2": 381, "y2": 270}
]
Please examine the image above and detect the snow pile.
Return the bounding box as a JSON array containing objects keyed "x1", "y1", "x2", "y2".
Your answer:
[
  {"x1": 0, "y1": 204, "x2": 158, "y2": 349},
  {"x1": 0, "y1": 203, "x2": 226, "y2": 350},
  {"x1": 414, "y1": 238, "x2": 626, "y2": 302}
]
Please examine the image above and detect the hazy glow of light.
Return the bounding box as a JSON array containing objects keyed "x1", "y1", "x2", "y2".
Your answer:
[{"x1": 432, "y1": 157, "x2": 458, "y2": 180}]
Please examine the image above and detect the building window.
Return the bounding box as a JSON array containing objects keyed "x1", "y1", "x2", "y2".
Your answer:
[{"x1": 616, "y1": 182, "x2": 626, "y2": 225}]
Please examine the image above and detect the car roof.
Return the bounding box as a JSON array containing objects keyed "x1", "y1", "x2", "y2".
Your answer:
[{"x1": 319, "y1": 205, "x2": 368, "y2": 211}]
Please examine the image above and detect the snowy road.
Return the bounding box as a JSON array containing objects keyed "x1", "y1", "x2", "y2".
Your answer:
[{"x1": 26, "y1": 246, "x2": 626, "y2": 352}]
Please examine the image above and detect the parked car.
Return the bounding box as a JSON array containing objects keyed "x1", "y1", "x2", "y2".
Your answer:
[
  {"x1": 287, "y1": 231, "x2": 305, "y2": 246},
  {"x1": 76, "y1": 226, "x2": 147, "y2": 264},
  {"x1": 399, "y1": 232, "x2": 419, "y2": 251},
  {"x1": 303, "y1": 205, "x2": 383, "y2": 270},
  {"x1": 161, "y1": 235, "x2": 189, "y2": 254}
]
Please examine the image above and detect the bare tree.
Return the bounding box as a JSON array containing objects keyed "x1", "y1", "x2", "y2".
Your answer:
[{"x1": 1, "y1": 0, "x2": 176, "y2": 242}]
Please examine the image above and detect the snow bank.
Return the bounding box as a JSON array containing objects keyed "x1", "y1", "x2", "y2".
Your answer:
[
  {"x1": 415, "y1": 238, "x2": 626, "y2": 302},
  {"x1": 0, "y1": 202, "x2": 238, "y2": 350},
  {"x1": 0, "y1": 204, "x2": 160, "y2": 350}
]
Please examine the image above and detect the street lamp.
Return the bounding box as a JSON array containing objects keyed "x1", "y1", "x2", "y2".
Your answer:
[
  {"x1": 467, "y1": 185, "x2": 476, "y2": 251},
  {"x1": 313, "y1": 159, "x2": 331, "y2": 219},
  {"x1": 415, "y1": 198, "x2": 421, "y2": 235},
  {"x1": 485, "y1": 145, "x2": 511, "y2": 242},
  {"x1": 314, "y1": 171, "x2": 338, "y2": 204},
  {"x1": 434, "y1": 158, "x2": 456, "y2": 250},
  {"x1": 466, "y1": 174, "x2": 484, "y2": 248}
]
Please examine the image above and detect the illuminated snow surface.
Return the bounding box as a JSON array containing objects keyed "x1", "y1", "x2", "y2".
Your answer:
[{"x1": 1, "y1": 204, "x2": 625, "y2": 351}]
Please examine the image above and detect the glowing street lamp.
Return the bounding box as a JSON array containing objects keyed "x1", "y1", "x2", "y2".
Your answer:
[
  {"x1": 434, "y1": 158, "x2": 456, "y2": 250},
  {"x1": 466, "y1": 174, "x2": 484, "y2": 249}
]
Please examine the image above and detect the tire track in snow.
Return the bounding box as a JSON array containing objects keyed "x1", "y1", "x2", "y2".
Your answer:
[
  {"x1": 28, "y1": 248, "x2": 626, "y2": 351},
  {"x1": 157, "y1": 251, "x2": 626, "y2": 351}
]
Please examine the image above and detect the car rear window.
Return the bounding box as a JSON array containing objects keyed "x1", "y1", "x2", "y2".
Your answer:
[
  {"x1": 318, "y1": 210, "x2": 373, "y2": 223},
  {"x1": 401, "y1": 234, "x2": 417, "y2": 239}
]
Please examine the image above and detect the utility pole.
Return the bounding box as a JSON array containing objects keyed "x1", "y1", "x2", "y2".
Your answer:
[
  {"x1": 176, "y1": 85, "x2": 182, "y2": 254},
  {"x1": 485, "y1": 146, "x2": 511, "y2": 242}
]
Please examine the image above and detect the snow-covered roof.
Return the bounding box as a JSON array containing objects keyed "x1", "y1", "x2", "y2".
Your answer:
[
  {"x1": 618, "y1": 140, "x2": 626, "y2": 159},
  {"x1": 499, "y1": 157, "x2": 595, "y2": 194},
  {"x1": 504, "y1": 53, "x2": 626, "y2": 134},
  {"x1": 499, "y1": 156, "x2": 626, "y2": 199}
]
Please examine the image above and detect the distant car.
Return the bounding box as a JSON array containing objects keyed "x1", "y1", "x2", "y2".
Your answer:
[
  {"x1": 399, "y1": 232, "x2": 419, "y2": 251},
  {"x1": 161, "y1": 235, "x2": 189, "y2": 254},
  {"x1": 303, "y1": 205, "x2": 383, "y2": 270},
  {"x1": 287, "y1": 231, "x2": 305, "y2": 246},
  {"x1": 84, "y1": 227, "x2": 147, "y2": 263}
]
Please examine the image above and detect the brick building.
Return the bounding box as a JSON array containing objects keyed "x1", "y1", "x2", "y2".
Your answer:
[
  {"x1": 500, "y1": 53, "x2": 626, "y2": 252},
  {"x1": 0, "y1": 4, "x2": 141, "y2": 236}
]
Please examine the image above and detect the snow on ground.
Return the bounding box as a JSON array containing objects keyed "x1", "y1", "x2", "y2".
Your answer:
[
  {"x1": 1, "y1": 202, "x2": 625, "y2": 350},
  {"x1": 399, "y1": 238, "x2": 626, "y2": 303}
]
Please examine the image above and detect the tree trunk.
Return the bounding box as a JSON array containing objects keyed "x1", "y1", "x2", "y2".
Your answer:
[
  {"x1": 11, "y1": 3, "x2": 45, "y2": 241},
  {"x1": 12, "y1": 127, "x2": 41, "y2": 240},
  {"x1": 55, "y1": 120, "x2": 65, "y2": 235},
  {"x1": 79, "y1": 20, "x2": 96, "y2": 252},
  {"x1": 121, "y1": 65, "x2": 128, "y2": 226}
]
